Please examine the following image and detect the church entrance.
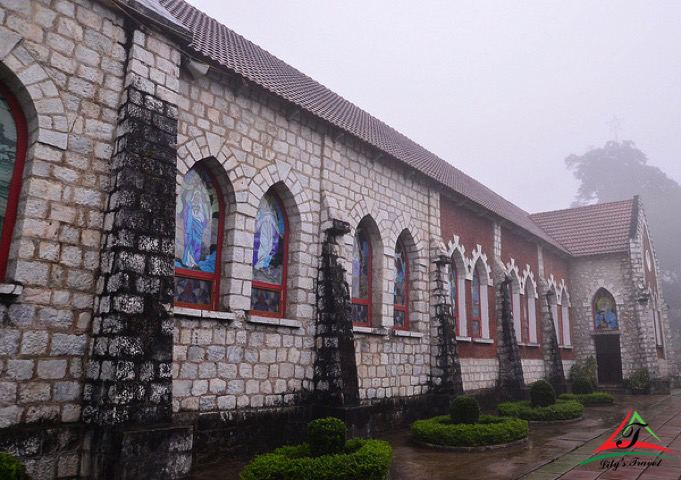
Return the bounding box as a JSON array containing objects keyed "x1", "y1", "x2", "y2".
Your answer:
[{"x1": 594, "y1": 335, "x2": 623, "y2": 384}]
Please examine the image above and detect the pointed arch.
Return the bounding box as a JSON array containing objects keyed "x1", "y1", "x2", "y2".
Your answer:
[
  {"x1": 523, "y1": 274, "x2": 538, "y2": 344},
  {"x1": 446, "y1": 236, "x2": 467, "y2": 336},
  {"x1": 351, "y1": 215, "x2": 383, "y2": 326},
  {"x1": 593, "y1": 287, "x2": 619, "y2": 330},
  {"x1": 471, "y1": 256, "x2": 491, "y2": 340}
]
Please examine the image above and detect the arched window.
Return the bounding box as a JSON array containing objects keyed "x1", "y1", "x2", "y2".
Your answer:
[
  {"x1": 174, "y1": 165, "x2": 224, "y2": 310},
  {"x1": 0, "y1": 81, "x2": 27, "y2": 281},
  {"x1": 524, "y1": 280, "x2": 537, "y2": 344},
  {"x1": 593, "y1": 288, "x2": 618, "y2": 330},
  {"x1": 352, "y1": 227, "x2": 371, "y2": 325},
  {"x1": 470, "y1": 267, "x2": 482, "y2": 338},
  {"x1": 251, "y1": 191, "x2": 288, "y2": 317},
  {"x1": 449, "y1": 262, "x2": 459, "y2": 335},
  {"x1": 393, "y1": 239, "x2": 408, "y2": 329},
  {"x1": 521, "y1": 283, "x2": 530, "y2": 343}
]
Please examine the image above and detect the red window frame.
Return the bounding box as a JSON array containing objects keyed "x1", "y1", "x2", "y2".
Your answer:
[
  {"x1": 352, "y1": 228, "x2": 372, "y2": 326},
  {"x1": 0, "y1": 80, "x2": 27, "y2": 282},
  {"x1": 174, "y1": 165, "x2": 225, "y2": 311},
  {"x1": 251, "y1": 191, "x2": 289, "y2": 318},
  {"x1": 451, "y1": 262, "x2": 459, "y2": 336},
  {"x1": 556, "y1": 303, "x2": 564, "y2": 346},
  {"x1": 393, "y1": 239, "x2": 409, "y2": 330},
  {"x1": 469, "y1": 267, "x2": 482, "y2": 338}
]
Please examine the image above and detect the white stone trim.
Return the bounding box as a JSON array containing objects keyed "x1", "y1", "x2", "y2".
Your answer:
[
  {"x1": 456, "y1": 335, "x2": 472, "y2": 342},
  {"x1": 512, "y1": 291, "x2": 522, "y2": 340},
  {"x1": 352, "y1": 326, "x2": 388, "y2": 336},
  {"x1": 247, "y1": 315, "x2": 302, "y2": 329},
  {"x1": 392, "y1": 330, "x2": 424, "y2": 338},
  {"x1": 473, "y1": 337, "x2": 494, "y2": 344},
  {"x1": 561, "y1": 304, "x2": 571, "y2": 346},
  {"x1": 481, "y1": 284, "x2": 490, "y2": 339},
  {"x1": 173, "y1": 307, "x2": 235, "y2": 321},
  {"x1": 0, "y1": 283, "x2": 23, "y2": 296}
]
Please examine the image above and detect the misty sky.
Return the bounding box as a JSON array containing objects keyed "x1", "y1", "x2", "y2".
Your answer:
[{"x1": 186, "y1": 0, "x2": 681, "y2": 213}]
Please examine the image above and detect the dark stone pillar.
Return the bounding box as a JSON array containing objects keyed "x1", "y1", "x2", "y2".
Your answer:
[
  {"x1": 314, "y1": 219, "x2": 360, "y2": 407},
  {"x1": 82, "y1": 82, "x2": 191, "y2": 479},
  {"x1": 431, "y1": 255, "x2": 464, "y2": 396},
  {"x1": 495, "y1": 273, "x2": 524, "y2": 401},
  {"x1": 541, "y1": 285, "x2": 566, "y2": 394}
]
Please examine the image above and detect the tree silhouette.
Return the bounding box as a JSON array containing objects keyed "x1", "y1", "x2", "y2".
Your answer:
[{"x1": 566, "y1": 140, "x2": 681, "y2": 363}]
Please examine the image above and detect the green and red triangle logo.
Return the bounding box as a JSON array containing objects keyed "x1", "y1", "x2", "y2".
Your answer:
[{"x1": 580, "y1": 408, "x2": 678, "y2": 465}]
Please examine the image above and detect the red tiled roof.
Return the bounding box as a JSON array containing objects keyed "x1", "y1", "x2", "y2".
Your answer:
[
  {"x1": 530, "y1": 199, "x2": 636, "y2": 256},
  {"x1": 159, "y1": 0, "x2": 567, "y2": 252}
]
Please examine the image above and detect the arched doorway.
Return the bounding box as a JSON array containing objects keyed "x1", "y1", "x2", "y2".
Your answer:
[{"x1": 592, "y1": 288, "x2": 622, "y2": 384}]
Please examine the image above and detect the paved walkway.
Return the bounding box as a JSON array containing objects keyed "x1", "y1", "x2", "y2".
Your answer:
[{"x1": 521, "y1": 390, "x2": 681, "y2": 480}]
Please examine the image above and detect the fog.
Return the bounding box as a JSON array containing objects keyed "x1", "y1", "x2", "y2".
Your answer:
[{"x1": 185, "y1": 0, "x2": 681, "y2": 213}]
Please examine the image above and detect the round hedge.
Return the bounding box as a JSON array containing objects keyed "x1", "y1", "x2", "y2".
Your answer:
[
  {"x1": 240, "y1": 439, "x2": 393, "y2": 480},
  {"x1": 559, "y1": 392, "x2": 614, "y2": 405},
  {"x1": 530, "y1": 380, "x2": 556, "y2": 407},
  {"x1": 411, "y1": 415, "x2": 529, "y2": 447},
  {"x1": 572, "y1": 377, "x2": 594, "y2": 395},
  {"x1": 307, "y1": 417, "x2": 347, "y2": 457},
  {"x1": 449, "y1": 395, "x2": 481, "y2": 424},
  {"x1": 497, "y1": 399, "x2": 583, "y2": 421},
  {"x1": 0, "y1": 452, "x2": 27, "y2": 480}
]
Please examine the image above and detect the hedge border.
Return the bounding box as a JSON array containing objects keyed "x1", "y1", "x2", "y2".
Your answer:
[
  {"x1": 497, "y1": 399, "x2": 584, "y2": 422},
  {"x1": 411, "y1": 415, "x2": 529, "y2": 448},
  {"x1": 240, "y1": 438, "x2": 393, "y2": 480},
  {"x1": 559, "y1": 392, "x2": 615, "y2": 406}
]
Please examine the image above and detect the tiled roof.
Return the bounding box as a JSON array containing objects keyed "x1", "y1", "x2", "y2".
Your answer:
[
  {"x1": 530, "y1": 199, "x2": 636, "y2": 256},
  {"x1": 159, "y1": 0, "x2": 567, "y2": 252}
]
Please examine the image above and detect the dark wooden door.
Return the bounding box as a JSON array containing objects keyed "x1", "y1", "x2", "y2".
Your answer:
[{"x1": 595, "y1": 335, "x2": 623, "y2": 384}]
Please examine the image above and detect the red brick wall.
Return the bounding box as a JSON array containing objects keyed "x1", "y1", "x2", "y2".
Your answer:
[
  {"x1": 440, "y1": 196, "x2": 494, "y2": 256},
  {"x1": 501, "y1": 227, "x2": 538, "y2": 274},
  {"x1": 543, "y1": 247, "x2": 570, "y2": 289}
]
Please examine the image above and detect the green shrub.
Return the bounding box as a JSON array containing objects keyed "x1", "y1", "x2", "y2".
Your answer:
[
  {"x1": 307, "y1": 417, "x2": 347, "y2": 457},
  {"x1": 240, "y1": 438, "x2": 393, "y2": 480},
  {"x1": 449, "y1": 395, "x2": 481, "y2": 425},
  {"x1": 628, "y1": 370, "x2": 650, "y2": 390},
  {"x1": 411, "y1": 415, "x2": 528, "y2": 447},
  {"x1": 530, "y1": 380, "x2": 556, "y2": 407},
  {"x1": 570, "y1": 357, "x2": 597, "y2": 387},
  {"x1": 572, "y1": 376, "x2": 594, "y2": 395},
  {"x1": 497, "y1": 400, "x2": 583, "y2": 421},
  {"x1": 559, "y1": 392, "x2": 614, "y2": 405},
  {"x1": 0, "y1": 452, "x2": 27, "y2": 480}
]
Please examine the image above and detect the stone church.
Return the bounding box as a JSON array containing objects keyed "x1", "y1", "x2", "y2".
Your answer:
[{"x1": 0, "y1": 0, "x2": 675, "y2": 477}]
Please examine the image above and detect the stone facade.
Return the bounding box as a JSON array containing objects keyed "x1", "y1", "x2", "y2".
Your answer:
[{"x1": 0, "y1": 1, "x2": 676, "y2": 478}]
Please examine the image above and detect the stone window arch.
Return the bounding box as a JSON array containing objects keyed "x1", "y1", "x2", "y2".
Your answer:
[
  {"x1": 174, "y1": 163, "x2": 225, "y2": 310},
  {"x1": 250, "y1": 188, "x2": 289, "y2": 317},
  {"x1": 524, "y1": 277, "x2": 538, "y2": 344},
  {"x1": 593, "y1": 288, "x2": 618, "y2": 330},
  {"x1": 449, "y1": 250, "x2": 467, "y2": 336},
  {"x1": 509, "y1": 270, "x2": 523, "y2": 342},
  {"x1": 470, "y1": 258, "x2": 491, "y2": 339},
  {"x1": 0, "y1": 79, "x2": 27, "y2": 281}
]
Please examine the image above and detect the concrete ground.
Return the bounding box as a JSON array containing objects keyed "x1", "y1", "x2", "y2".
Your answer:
[{"x1": 190, "y1": 392, "x2": 678, "y2": 480}]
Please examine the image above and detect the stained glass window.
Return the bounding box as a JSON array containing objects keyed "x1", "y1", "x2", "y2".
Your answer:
[
  {"x1": 593, "y1": 288, "x2": 618, "y2": 330},
  {"x1": 251, "y1": 192, "x2": 288, "y2": 316},
  {"x1": 449, "y1": 262, "x2": 459, "y2": 335},
  {"x1": 174, "y1": 166, "x2": 223, "y2": 309},
  {"x1": 393, "y1": 239, "x2": 408, "y2": 329},
  {"x1": 0, "y1": 82, "x2": 26, "y2": 281},
  {"x1": 352, "y1": 227, "x2": 371, "y2": 325},
  {"x1": 470, "y1": 267, "x2": 481, "y2": 337}
]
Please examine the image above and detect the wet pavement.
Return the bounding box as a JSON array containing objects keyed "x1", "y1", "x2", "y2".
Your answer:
[{"x1": 190, "y1": 392, "x2": 673, "y2": 480}]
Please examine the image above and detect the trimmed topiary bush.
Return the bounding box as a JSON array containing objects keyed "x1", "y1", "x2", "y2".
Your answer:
[
  {"x1": 559, "y1": 392, "x2": 614, "y2": 405},
  {"x1": 497, "y1": 399, "x2": 583, "y2": 421},
  {"x1": 449, "y1": 395, "x2": 481, "y2": 425},
  {"x1": 572, "y1": 377, "x2": 594, "y2": 395},
  {"x1": 411, "y1": 415, "x2": 528, "y2": 448},
  {"x1": 240, "y1": 438, "x2": 393, "y2": 480},
  {"x1": 0, "y1": 452, "x2": 27, "y2": 480},
  {"x1": 307, "y1": 417, "x2": 347, "y2": 457},
  {"x1": 530, "y1": 380, "x2": 556, "y2": 407}
]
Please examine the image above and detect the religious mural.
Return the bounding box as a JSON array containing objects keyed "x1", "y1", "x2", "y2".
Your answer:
[
  {"x1": 0, "y1": 92, "x2": 17, "y2": 241},
  {"x1": 393, "y1": 240, "x2": 407, "y2": 327},
  {"x1": 594, "y1": 289, "x2": 618, "y2": 329},
  {"x1": 351, "y1": 228, "x2": 371, "y2": 324},
  {"x1": 251, "y1": 193, "x2": 287, "y2": 313}
]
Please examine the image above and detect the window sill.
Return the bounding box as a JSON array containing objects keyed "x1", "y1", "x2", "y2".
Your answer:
[
  {"x1": 456, "y1": 336, "x2": 472, "y2": 342},
  {"x1": 473, "y1": 337, "x2": 494, "y2": 344},
  {"x1": 392, "y1": 330, "x2": 423, "y2": 338},
  {"x1": 518, "y1": 342, "x2": 540, "y2": 348},
  {"x1": 247, "y1": 315, "x2": 302, "y2": 329},
  {"x1": 0, "y1": 283, "x2": 22, "y2": 296},
  {"x1": 352, "y1": 326, "x2": 388, "y2": 336},
  {"x1": 173, "y1": 307, "x2": 235, "y2": 321},
  {"x1": 560, "y1": 345, "x2": 573, "y2": 350}
]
